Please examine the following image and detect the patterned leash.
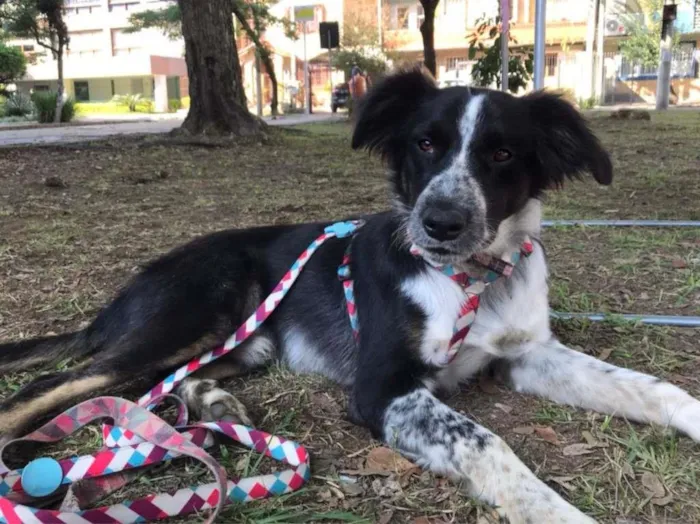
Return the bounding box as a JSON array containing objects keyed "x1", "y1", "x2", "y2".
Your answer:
[{"x1": 0, "y1": 220, "x2": 364, "y2": 524}]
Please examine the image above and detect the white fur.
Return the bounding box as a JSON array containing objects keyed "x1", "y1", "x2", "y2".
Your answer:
[{"x1": 384, "y1": 389, "x2": 595, "y2": 524}]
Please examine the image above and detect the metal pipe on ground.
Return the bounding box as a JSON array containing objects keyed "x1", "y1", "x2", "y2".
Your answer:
[
  {"x1": 551, "y1": 312, "x2": 700, "y2": 328},
  {"x1": 542, "y1": 220, "x2": 700, "y2": 228}
]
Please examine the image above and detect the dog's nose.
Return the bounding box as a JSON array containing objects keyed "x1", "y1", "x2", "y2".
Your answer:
[{"x1": 422, "y1": 208, "x2": 466, "y2": 241}]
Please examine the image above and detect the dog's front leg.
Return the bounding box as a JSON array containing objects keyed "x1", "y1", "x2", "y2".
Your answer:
[
  {"x1": 381, "y1": 388, "x2": 595, "y2": 523},
  {"x1": 503, "y1": 338, "x2": 700, "y2": 441}
]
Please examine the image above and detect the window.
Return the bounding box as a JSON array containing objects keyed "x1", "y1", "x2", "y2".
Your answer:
[
  {"x1": 74, "y1": 81, "x2": 90, "y2": 101},
  {"x1": 446, "y1": 56, "x2": 469, "y2": 71},
  {"x1": 545, "y1": 54, "x2": 557, "y2": 77},
  {"x1": 34, "y1": 85, "x2": 50, "y2": 92},
  {"x1": 131, "y1": 78, "x2": 144, "y2": 94},
  {"x1": 23, "y1": 44, "x2": 35, "y2": 52}
]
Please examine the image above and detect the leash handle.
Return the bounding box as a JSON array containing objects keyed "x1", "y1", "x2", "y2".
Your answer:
[{"x1": 0, "y1": 397, "x2": 228, "y2": 523}]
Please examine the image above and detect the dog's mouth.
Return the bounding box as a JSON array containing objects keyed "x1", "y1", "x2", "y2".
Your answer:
[{"x1": 410, "y1": 242, "x2": 484, "y2": 266}]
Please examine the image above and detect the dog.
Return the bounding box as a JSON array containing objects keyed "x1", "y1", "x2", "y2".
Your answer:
[{"x1": 2, "y1": 68, "x2": 699, "y2": 523}]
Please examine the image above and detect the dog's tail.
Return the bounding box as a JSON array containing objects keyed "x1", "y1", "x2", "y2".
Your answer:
[{"x1": 0, "y1": 331, "x2": 97, "y2": 373}]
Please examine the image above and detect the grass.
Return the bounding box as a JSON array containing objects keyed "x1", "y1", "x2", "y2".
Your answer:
[{"x1": 0, "y1": 110, "x2": 699, "y2": 523}]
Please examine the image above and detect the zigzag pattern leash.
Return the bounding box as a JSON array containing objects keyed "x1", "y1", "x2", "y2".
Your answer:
[{"x1": 0, "y1": 221, "x2": 364, "y2": 524}]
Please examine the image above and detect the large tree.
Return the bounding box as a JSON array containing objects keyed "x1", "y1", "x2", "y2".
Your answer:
[
  {"x1": 177, "y1": 0, "x2": 263, "y2": 136},
  {"x1": 418, "y1": 0, "x2": 439, "y2": 77},
  {"x1": 0, "y1": 0, "x2": 68, "y2": 123}
]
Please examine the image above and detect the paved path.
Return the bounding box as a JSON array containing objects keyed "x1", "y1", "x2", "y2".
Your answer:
[{"x1": 0, "y1": 113, "x2": 345, "y2": 147}]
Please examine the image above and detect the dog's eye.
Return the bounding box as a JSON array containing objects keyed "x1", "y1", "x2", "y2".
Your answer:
[
  {"x1": 418, "y1": 139, "x2": 434, "y2": 153},
  {"x1": 493, "y1": 149, "x2": 512, "y2": 162}
]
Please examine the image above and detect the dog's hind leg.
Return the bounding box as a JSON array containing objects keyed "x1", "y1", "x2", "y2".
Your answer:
[
  {"x1": 0, "y1": 325, "x2": 243, "y2": 442},
  {"x1": 499, "y1": 338, "x2": 700, "y2": 442},
  {"x1": 176, "y1": 333, "x2": 276, "y2": 425}
]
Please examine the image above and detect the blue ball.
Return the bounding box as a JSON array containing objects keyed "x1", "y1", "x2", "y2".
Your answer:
[{"x1": 21, "y1": 457, "x2": 64, "y2": 498}]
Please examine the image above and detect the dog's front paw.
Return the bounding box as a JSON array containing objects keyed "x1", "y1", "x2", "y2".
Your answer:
[{"x1": 177, "y1": 378, "x2": 252, "y2": 425}]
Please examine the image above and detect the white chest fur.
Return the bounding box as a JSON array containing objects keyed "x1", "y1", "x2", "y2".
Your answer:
[{"x1": 401, "y1": 243, "x2": 553, "y2": 386}]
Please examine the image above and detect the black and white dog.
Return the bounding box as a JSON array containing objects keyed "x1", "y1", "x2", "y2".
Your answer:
[{"x1": 2, "y1": 69, "x2": 699, "y2": 523}]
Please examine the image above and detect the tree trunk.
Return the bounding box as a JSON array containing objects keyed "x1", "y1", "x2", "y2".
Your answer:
[
  {"x1": 54, "y1": 41, "x2": 64, "y2": 124},
  {"x1": 231, "y1": 4, "x2": 279, "y2": 117},
  {"x1": 259, "y1": 48, "x2": 279, "y2": 117},
  {"x1": 178, "y1": 0, "x2": 264, "y2": 136},
  {"x1": 419, "y1": 0, "x2": 439, "y2": 78}
]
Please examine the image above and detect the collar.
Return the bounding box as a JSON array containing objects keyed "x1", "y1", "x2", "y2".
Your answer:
[{"x1": 409, "y1": 238, "x2": 534, "y2": 283}]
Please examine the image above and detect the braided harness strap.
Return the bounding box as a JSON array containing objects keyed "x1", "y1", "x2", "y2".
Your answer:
[
  {"x1": 0, "y1": 221, "x2": 363, "y2": 524},
  {"x1": 339, "y1": 237, "x2": 534, "y2": 364}
]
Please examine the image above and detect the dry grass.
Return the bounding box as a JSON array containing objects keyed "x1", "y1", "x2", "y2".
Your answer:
[{"x1": 0, "y1": 110, "x2": 699, "y2": 523}]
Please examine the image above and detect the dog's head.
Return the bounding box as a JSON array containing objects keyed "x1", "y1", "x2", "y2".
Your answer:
[{"x1": 352, "y1": 68, "x2": 612, "y2": 264}]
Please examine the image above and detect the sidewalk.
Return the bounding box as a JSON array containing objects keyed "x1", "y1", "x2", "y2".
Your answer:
[{"x1": 0, "y1": 112, "x2": 345, "y2": 147}]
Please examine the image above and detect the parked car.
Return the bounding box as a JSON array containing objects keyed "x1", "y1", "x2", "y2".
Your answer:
[{"x1": 331, "y1": 83, "x2": 350, "y2": 112}]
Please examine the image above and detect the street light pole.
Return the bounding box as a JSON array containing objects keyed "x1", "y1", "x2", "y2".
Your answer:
[{"x1": 534, "y1": 0, "x2": 546, "y2": 89}]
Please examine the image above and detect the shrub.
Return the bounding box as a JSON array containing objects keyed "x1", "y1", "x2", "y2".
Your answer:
[
  {"x1": 181, "y1": 96, "x2": 190, "y2": 109},
  {"x1": 32, "y1": 91, "x2": 76, "y2": 123},
  {"x1": 168, "y1": 98, "x2": 182, "y2": 112},
  {"x1": 112, "y1": 93, "x2": 143, "y2": 112},
  {"x1": 4, "y1": 91, "x2": 33, "y2": 117},
  {"x1": 75, "y1": 102, "x2": 130, "y2": 115}
]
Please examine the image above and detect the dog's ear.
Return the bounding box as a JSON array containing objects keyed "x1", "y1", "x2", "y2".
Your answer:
[
  {"x1": 524, "y1": 91, "x2": 613, "y2": 187},
  {"x1": 351, "y1": 67, "x2": 437, "y2": 156}
]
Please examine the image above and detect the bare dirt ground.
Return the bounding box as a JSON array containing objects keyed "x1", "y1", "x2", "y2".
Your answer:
[{"x1": 1, "y1": 112, "x2": 699, "y2": 523}]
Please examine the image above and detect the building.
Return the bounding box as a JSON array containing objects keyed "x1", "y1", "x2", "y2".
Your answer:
[
  {"x1": 10, "y1": 0, "x2": 188, "y2": 112},
  {"x1": 241, "y1": 0, "x2": 700, "y2": 110}
]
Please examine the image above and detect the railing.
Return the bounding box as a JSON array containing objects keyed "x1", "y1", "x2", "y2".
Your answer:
[{"x1": 615, "y1": 49, "x2": 698, "y2": 80}]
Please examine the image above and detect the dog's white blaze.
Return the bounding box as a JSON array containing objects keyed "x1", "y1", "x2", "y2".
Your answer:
[{"x1": 401, "y1": 269, "x2": 465, "y2": 368}]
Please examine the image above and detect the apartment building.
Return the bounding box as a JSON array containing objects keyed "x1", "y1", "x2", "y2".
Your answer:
[{"x1": 10, "y1": 0, "x2": 187, "y2": 112}]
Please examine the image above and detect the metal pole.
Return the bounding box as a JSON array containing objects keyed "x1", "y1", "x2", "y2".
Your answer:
[
  {"x1": 656, "y1": 13, "x2": 674, "y2": 110},
  {"x1": 328, "y1": 29, "x2": 333, "y2": 111},
  {"x1": 550, "y1": 312, "x2": 700, "y2": 328},
  {"x1": 584, "y1": 0, "x2": 597, "y2": 100},
  {"x1": 500, "y1": 0, "x2": 510, "y2": 92},
  {"x1": 594, "y1": 0, "x2": 606, "y2": 103},
  {"x1": 377, "y1": 0, "x2": 383, "y2": 50},
  {"x1": 303, "y1": 22, "x2": 310, "y2": 115},
  {"x1": 542, "y1": 219, "x2": 700, "y2": 227},
  {"x1": 534, "y1": 0, "x2": 546, "y2": 89}
]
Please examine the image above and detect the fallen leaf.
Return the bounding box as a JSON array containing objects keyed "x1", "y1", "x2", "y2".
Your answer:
[
  {"x1": 641, "y1": 471, "x2": 665, "y2": 498},
  {"x1": 620, "y1": 462, "x2": 635, "y2": 479},
  {"x1": 365, "y1": 447, "x2": 417, "y2": 474},
  {"x1": 651, "y1": 493, "x2": 674, "y2": 506},
  {"x1": 371, "y1": 478, "x2": 402, "y2": 498},
  {"x1": 340, "y1": 481, "x2": 365, "y2": 497},
  {"x1": 562, "y1": 443, "x2": 595, "y2": 456},
  {"x1": 548, "y1": 476, "x2": 577, "y2": 492},
  {"x1": 581, "y1": 430, "x2": 598, "y2": 446},
  {"x1": 378, "y1": 511, "x2": 394, "y2": 524},
  {"x1": 512, "y1": 425, "x2": 535, "y2": 435},
  {"x1": 534, "y1": 426, "x2": 560, "y2": 445},
  {"x1": 494, "y1": 403, "x2": 513, "y2": 413},
  {"x1": 672, "y1": 259, "x2": 688, "y2": 269},
  {"x1": 598, "y1": 347, "x2": 614, "y2": 361}
]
